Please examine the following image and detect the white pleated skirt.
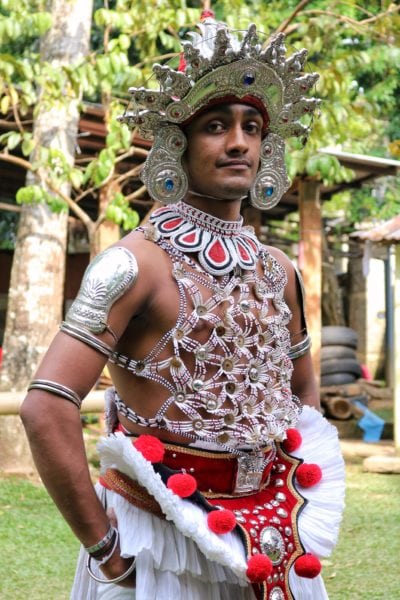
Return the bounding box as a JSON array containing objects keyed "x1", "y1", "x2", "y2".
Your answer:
[{"x1": 71, "y1": 406, "x2": 345, "y2": 600}]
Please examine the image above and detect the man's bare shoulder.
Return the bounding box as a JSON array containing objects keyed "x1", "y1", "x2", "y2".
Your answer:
[
  {"x1": 263, "y1": 244, "x2": 295, "y2": 275},
  {"x1": 109, "y1": 228, "x2": 170, "y2": 299},
  {"x1": 108, "y1": 228, "x2": 167, "y2": 277}
]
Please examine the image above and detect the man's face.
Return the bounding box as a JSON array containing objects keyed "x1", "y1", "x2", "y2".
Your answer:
[{"x1": 183, "y1": 103, "x2": 263, "y2": 200}]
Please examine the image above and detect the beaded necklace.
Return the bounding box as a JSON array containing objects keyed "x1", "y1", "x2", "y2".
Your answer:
[{"x1": 149, "y1": 202, "x2": 262, "y2": 276}]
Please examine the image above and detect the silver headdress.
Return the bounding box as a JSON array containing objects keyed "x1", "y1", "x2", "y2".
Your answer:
[{"x1": 121, "y1": 16, "x2": 320, "y2": 209}]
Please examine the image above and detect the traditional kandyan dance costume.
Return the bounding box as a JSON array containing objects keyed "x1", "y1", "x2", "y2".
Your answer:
[
  {"x1": 69, "y1": 202, "x2": 344, "y2": 600},
  {"x1": 28, "y1": 15, "x2": 345, "y2": 600}
]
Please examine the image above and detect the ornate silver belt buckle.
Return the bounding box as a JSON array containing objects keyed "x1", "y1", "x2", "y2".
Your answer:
[{"x1": 233, "y1": 450, "x2": 265, "y2": 495}]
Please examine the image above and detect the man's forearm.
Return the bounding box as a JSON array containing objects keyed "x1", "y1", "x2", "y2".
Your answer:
[{"x1": 21, "y1": 391, "x2": 110, "y2": 547}]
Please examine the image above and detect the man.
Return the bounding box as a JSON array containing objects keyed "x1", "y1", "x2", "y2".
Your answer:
[{"x1": 21, "y1": 14, "x2": 344, "y2": 600}]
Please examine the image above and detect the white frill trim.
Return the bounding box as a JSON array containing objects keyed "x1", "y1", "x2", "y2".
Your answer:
[
  {"x1": 98, "y1": 432, "x2": 249, "y2": 582},
  {"x1": 70, "y1": 408, "x2": 345, "y2": 600},
  {"x1": 288, "y1": 406, "x2": 346, "y2": 600}
]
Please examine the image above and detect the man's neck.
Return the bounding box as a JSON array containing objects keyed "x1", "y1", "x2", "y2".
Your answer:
[{"x1": 184, "y1": 191, "x2": 244, "y2": 222}]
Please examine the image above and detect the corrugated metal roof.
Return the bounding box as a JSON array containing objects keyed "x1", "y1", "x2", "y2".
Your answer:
[{"x1": 352, "y1": 215, "x2": 400, "y2": 242}]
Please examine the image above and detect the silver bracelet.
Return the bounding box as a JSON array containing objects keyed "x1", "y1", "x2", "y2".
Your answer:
[
  {"x1": 86, "y1": 554, "x2": 136, "y2": 585},
  {"x1": 84, "y1": 525, "x2": 115, "y2": 555},
  {"x1": 27, "y1": 379, "x2": 82, "y2": 409},
  {"x1": 97, "y1": 529, "x2": 120, "y2": 566},
  {"x1": 287, "y1": 334, "x2": 312, "y2": 360}
]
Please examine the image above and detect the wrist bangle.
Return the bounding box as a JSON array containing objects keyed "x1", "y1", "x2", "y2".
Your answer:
[
  {"x1": 86, "y1": 555, "x2": 136, "y2": 584},
  {"x1": 97, "y1": 530, "x2": 120, "y2": 566},
  {"x1": 85, "y1": 526, "x2": 116, "y2": 556}
]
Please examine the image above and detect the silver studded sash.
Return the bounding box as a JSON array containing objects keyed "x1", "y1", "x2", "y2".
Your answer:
[{"x1": 208, "y1": 444, "x2": 306, "y2": 600}]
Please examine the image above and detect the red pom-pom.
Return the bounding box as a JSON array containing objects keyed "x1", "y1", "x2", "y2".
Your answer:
[
  {"x1": 167, "y1": 473, "x2": 197, "y2": 497},
  {"x1": 294, "y1": 553, "x2": 321, "y2": 578},
  {"x1": 133, "y1": 435, "x2": 165, "y2": 463},
  {"x1": 296, "y1": 463, "x2": 322, "y2": 488},
  {"x1": 246, "y1": 554, "x2": 273, "y2": 583},
  {"x1": 282, "y1": 429, "x2": 302, "y2": 453},
  {"x1": 207, "y1": 509, "x2": 236, "y2": 534}
]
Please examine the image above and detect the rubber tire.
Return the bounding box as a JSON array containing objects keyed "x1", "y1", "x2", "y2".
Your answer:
[
  {"x1": 321, "y1": 345, "x2": 357, "y2": 361},
  {"x1": 321, "y1": 326, "x2": 358, "y2": 349},
  {"x1": 320, "y1": 358, "x2": 362, "y2": 378},
  {"x1": 320, "y1": 372, "x2": 356, "y2": 386}
]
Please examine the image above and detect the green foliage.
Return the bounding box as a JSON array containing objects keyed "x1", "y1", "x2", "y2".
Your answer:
[
  {"x1": 0, "y1": 210, "x2": 18, "y2": 249},
  {"x1": 323, "y1": 176, "x2": 400, "y2": 226},
  {"x1": 105, "y1": 192, "x2": 139, "y2": 231},
  {"x1": 0, "y1": 0, "x2": 399, "y2": 234},
  {"x1": 16, "y1": 184, "x2": 68, "y2": 213}
]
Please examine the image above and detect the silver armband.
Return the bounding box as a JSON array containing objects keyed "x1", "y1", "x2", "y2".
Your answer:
[
  {"x1": 66, "y1": 246, "x2": 138, "y2": 337},
  {"x1": 60, "y1": 322, "x2": 114, "y2": 358},
  {"x1": 287, "y1": 334, "x2": 312, "y2": 360},
  {"x1": 28, "y1": 379, "x2": 82, "y2": 409}
]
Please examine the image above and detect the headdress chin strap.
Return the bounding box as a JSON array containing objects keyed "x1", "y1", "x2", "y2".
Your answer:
[{"x1": 121, "y1": 17, "x2": 320, "y2": 210}]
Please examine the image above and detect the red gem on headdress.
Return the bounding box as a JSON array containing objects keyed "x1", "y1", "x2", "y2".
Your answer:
[
  {"x1": 178, "y1": 53, "x2": 186, "y2": 73},
  {"x1": 167, "y1": 473, "x2": 197, "y2": 497},
  {"x1": 296, "y1": 463, "x2": 322, "y2": 487},
  {"x1": 294, "y1": 553, "x2": 322, "y2": 578},
  {"x1": 207, "y1": 509, "x2": 236, "y2": 534},
  {"x1": 200, "y1": 9, "x2": 215, "y2": 21},
  {"x1": 246, "y1": 554, "x2": 273, "y2": 583},
  {"x1": 282, "y1": 428, "x2": 302, "y2": 453},
  {"x1": 133, "y1": 435, "x2": 165, "y2": 463}
]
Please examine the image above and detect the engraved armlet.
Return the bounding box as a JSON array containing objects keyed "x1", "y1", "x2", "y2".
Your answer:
[{"x1": 65, "y1": 247, "x2": 138, "y2": 339}]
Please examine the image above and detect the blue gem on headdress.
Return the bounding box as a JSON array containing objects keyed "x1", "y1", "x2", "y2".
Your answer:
[
  {"x1": 264, "y1": 186, "x2": 274, "y2": 198},
  {"x1": 165, "y1": 178, "x2": 174, "y2": 191},
  {"x1": 243, "y1": 73, "x2": 255, "y2": 86}
]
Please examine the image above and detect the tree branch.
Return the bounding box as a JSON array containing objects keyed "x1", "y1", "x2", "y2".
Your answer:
[
  {"x1": 0, "y1": 202, "x2": 23, "y2": 213},
  {"x1": 276, "y1": 0, "x2": 314, "y2": 33},
  {"x1": 0, "y1": 150, "x2": 95, "y2": 233},
  {"x1": 0, "y1": 152, "x2": 33, "y2": 171},
  {"x1": 125, "y1": 185, "x2": 147, "y2": 202}
]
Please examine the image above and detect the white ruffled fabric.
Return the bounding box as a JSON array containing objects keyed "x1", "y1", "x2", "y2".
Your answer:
[
  {"x1": 288, "y1": 407, "x2": 346, "y2": 599},
  {"x1": 70, "y1": 406, "x2": 345, "y2": 599}
]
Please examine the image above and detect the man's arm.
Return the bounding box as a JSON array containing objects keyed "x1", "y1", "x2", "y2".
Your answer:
[
  {"x1": 20, "y1": 240, "x2": 151, "y2": 584},
  {"x1": 267, "y1": 245, "x2": 320, "y2": 410}
]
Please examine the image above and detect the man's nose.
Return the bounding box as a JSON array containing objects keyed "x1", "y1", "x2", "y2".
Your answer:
[{"x1": 226, "y1": 125, "x2": 248, "y2": 153}]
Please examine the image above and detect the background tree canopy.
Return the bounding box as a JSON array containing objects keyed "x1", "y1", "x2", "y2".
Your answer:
[{"x1": 0, "y1": 0, "x2": 399, "y2": 239}]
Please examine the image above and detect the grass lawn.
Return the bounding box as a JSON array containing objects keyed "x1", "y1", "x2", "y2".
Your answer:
[{"x1": 0, "y1": 456, "x2": 399, "y2": 599}]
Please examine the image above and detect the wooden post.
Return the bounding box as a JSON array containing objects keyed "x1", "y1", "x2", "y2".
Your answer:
[
  {"x1": 298, "y1": 179, "x2": 322, "y2": 380},
  {"x1": 93, "y1": 182, "x2": 121, "y2": 256},
  {"x1": 393, "y1": 246, "x2": 400, "y2": 453}
]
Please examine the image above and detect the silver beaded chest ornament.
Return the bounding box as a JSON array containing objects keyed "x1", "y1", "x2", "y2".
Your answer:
[{"x1": 120, "y1": 15, "x2": 320, "y2": 210}]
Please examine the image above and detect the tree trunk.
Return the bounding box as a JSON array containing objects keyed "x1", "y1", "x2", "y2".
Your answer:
[{"x1": 0, "y1": 0, "x2": 93, "y2": 473}]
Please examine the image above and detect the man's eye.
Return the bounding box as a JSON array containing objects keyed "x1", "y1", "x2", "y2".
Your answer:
[
  {"x1": 207, "y1": 121, "x2": 224, "y2": 133},
  {"x1": 245, "y1": 122, "x2": 262, "y2": 134}
]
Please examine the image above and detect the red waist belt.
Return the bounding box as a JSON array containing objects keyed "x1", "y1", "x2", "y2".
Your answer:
[
  {"x1": 112, "y1": 425, "x2": 274, "y2": 497},
  {"x1": 100, "y1": 436, "x2": 306, "y2": 600}
]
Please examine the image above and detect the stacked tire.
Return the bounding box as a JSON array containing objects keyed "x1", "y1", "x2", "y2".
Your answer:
[{"x1": 321, "y1": 326, "x2": 362, "y2": 387}]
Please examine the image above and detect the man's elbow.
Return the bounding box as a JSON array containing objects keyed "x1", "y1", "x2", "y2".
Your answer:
[{"x1": 20, "y1": 392, "x2": 48, "y2": 435}]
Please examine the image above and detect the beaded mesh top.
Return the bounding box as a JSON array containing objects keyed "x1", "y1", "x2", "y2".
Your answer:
[{"x1": 111, "y1": 203, "x2": 301, "y2": 451}]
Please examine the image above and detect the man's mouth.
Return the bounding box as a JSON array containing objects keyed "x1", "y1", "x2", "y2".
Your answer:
[{"x1": 218, "y1": 159, "x2": 251, "y2": 169}]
